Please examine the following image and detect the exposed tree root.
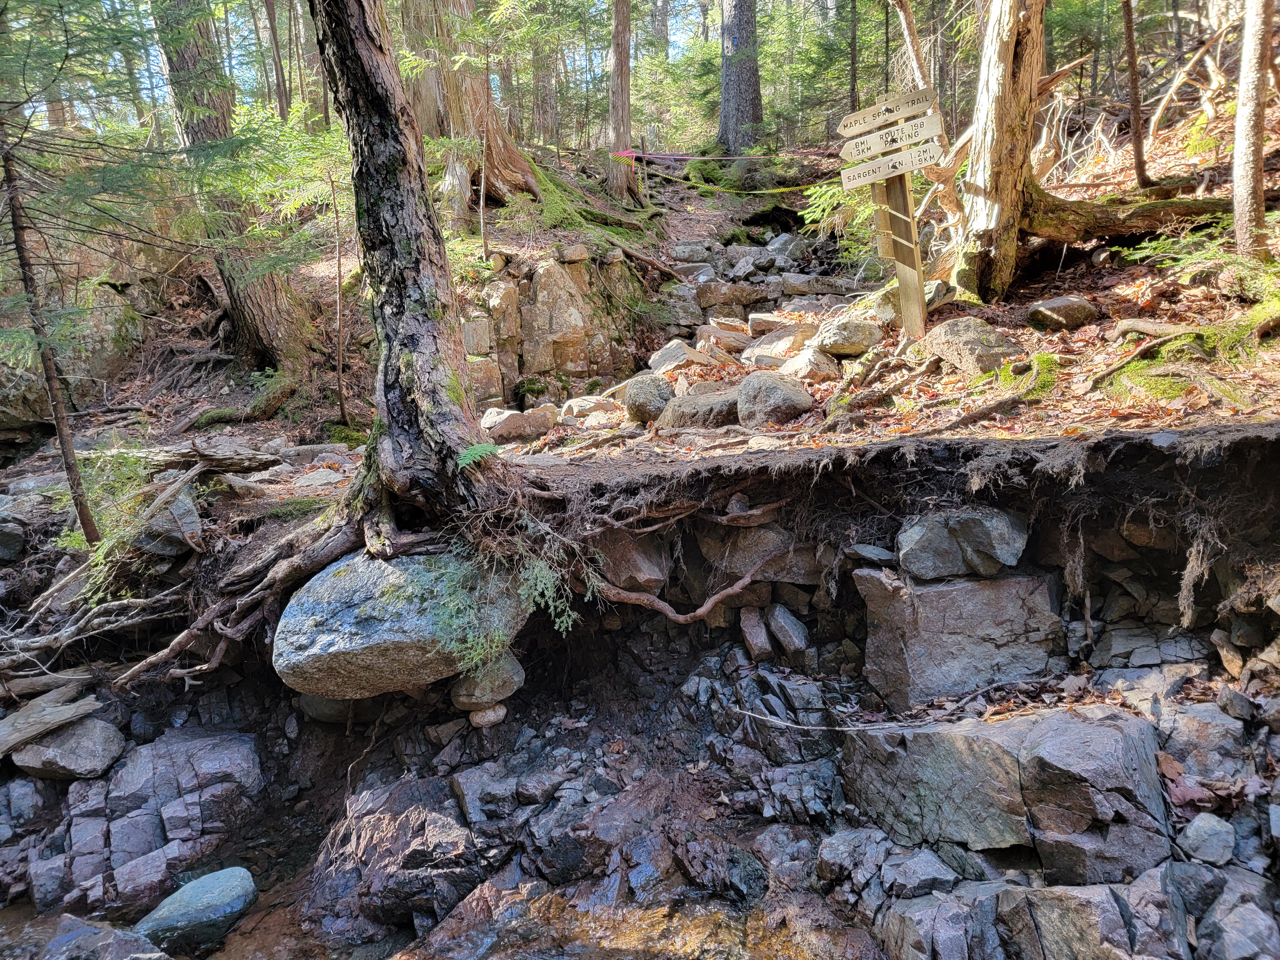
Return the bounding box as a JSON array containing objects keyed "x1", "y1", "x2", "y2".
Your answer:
[
  {"x1": 1105, "y1": 320, "x2": 1207, "y2": 341},
  {"x1": 1020, "y1": 181, "x2": 1232, "y2": 244},
  {"x1": 1078, "y1": 333, "x2": 1187, "y2": 393},
  {"x1": 594, "y1": 549, "x2": 788, "y2": 624}
]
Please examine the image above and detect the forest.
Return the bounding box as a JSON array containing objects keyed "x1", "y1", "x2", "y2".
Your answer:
[{"x1": 3, "y1": 0, "x2": 1280, "y2": 955}]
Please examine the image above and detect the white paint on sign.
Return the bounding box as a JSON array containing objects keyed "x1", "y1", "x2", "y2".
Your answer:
[
  {"x1": 839, "y1": 112, "x2": 944, "y2": 163},
  {"x1": 837, "y1": 88, "x2": 937, "y2": 138},
  {"x1": 840, "y1": 142, "x2": 944, "y2": 190}
]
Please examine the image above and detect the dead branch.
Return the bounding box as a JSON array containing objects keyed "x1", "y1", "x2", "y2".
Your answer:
[{"x1": 914, "y1": 358, "x2": 1044, "y2": 436}]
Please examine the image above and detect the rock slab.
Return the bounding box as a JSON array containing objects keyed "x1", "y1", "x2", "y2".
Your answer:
[
  {"x1": 12, "y1": 717, "x2": 125, "y2": 780},
  {"x1": 853, "y1": 569, "x2": 1061, "y2": 712}
]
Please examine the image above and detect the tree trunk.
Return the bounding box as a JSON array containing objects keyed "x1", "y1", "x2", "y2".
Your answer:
[
  {"x1": 651, "y1": 0, "x2": 670, "y2": 58},
  {"x1": 400, "y1": 0, "x2": 446, "y2": 137},
  {"x1": 533, "y1": 45, "x2": 558, "y2": 144},
  {"x1": 952, "y1": 0, "x2": 1046, "y2": 301},
  {"x1": 248, "y1": 0, "x2": 275, "y2": 107},
  {"x1": 608, "y1": 0, "x2": 640, "y2": 202},
  {"x1": 2, "y1": 137, "x2": 101, "y2": 545},
  {"x1": 262, "y1": 0, "x2": 292, "y2": 119},
  {"x1": 849, "y1": 0, "x2": 859, "y2": 110},
  {"x1": 1235, "y1": 0, "x2": 1274, "y2": 260},
  {"x1": 154, "y1": 0, "x2": 312, "y2": 372},
  {"x1": 718, "y1": 0, "x2": 763, "y2": 153},
  {"x1": 400, "y1": 0, "x2": 539, "y2": 226},
  {"x1": 307, "y1": 0, "x2": 488, "y2": 516},
  {"x1": 1119, "y1": 0, "x2": 1152, "y2": 187}
]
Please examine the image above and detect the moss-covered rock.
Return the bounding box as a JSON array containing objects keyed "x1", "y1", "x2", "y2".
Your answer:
[{"x1": 273, "y1": 551, "x2": 531, "y2": 699}]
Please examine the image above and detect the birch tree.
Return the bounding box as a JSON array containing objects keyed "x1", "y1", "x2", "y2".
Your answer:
[{"x1": 1234, "y1": 0, "x2": 1274, "y2": 261}]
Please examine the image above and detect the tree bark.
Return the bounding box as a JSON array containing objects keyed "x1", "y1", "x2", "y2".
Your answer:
[
  {"x1": 952, "y1": 0, "x2": 1046, "y2": 301},
  {"x1": 607, "y1": 0, "x2": 640, "y2": 202},
  {"x1": 651, "y1": 0, "x2": 670, "y2": 58},
  {"x1": 154, "y1": 0, "x2": 312, "y2": 372},
  {"x1": 1119, "y1": 0, "x2": 1153, "y2": 188},
  {"x1": 2, "y1": 138, "x2": 100, "y2": 545},
  {"x1": 718, "y1": 0, "x2": 763, "y2": 153},
  {"x1": 308, "y1": 0, "x2": 488, "y2": 516},
  {"x1": 849, "y1": 0, "x2": 858, "y2": 110},
  {"x1": 1235, "y1": 0, "x2": 1275, "y2": 260},
  {"x1": 262, "y1": 0, "x2": 292, "y2": 119}
]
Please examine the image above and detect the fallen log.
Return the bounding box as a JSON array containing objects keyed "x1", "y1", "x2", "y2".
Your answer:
[{"x1": 1021, "y1": 181, "x2": 1232, "y2": 244}]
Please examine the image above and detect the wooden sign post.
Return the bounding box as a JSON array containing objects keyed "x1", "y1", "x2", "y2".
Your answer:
[{"x1": 837, "y1": 88, "x2": 942, "y2": 339}]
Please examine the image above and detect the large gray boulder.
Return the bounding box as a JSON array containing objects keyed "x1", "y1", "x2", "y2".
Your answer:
[
  {"x1": 1158, "y1": 701, "x2": 1246, "y2": 779},
  {"x1": 273, "y1": 551, "x2": 531, "y2": 699},
  {"x1": 920, "y1": 315, "x2": 1020, "y2": 375},
  {"x1": 654, "y1": 391, "x2": 739, "y2": 429},
  {"x1": 590, "y1": 527, "x2": 673, "y2": 594},
  {"x1": 624, "y1": 374, "x2": 674, "y2": 423},
  {"x1": 1178, "y1": 813, "x2": 1236, "y2": 867},
  {"x1": 736, "y1": 372, "x2": 813, "y2": 428},
  {"x1": 693, "y1": 520, "x2": 824, "y2": 586},
  {"x1": 134, "y1": 867, "x2": 258, "y2": 951},
  {"x1": 853, "y1": 569, "x2": 1061, "y2": 711},
  {"x1": 740, "y1": 324, "x2": 817, "y2": 367},
  {"x1": 12, "y1": 717, "x2": 125, "y2": 780},
  {"x1": 842, "y1": 705, "x2": 1169, "y2": 884}
]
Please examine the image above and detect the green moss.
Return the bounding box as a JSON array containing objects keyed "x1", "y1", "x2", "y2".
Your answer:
[
  {"x1": 529, "y1": 160, "x2": 587, "y2": 231},
  {"x1": 514, "y1": 377, "x2": 549, "y2": 399},
  {"x1": 445, "y1": 370, "x2": 466, "y2": 407},
  {"x1": 325, "y1": 423, "x2": 369, "y2": 446},
  {"x1": 267, "y1": 496, "x2": 331, "y2": 520},
  {"x1": 584, "y1": 378, "x2": 604, "y2": 395},
  {"x1": 193, "y1": 408, "x2": 241, "y2": 429}
]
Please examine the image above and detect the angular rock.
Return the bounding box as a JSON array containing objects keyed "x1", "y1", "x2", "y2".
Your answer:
[
  {"x1": 11, "y1": 717, "x2": 125, "y2": 780},
  {"x1": 1211, "y1": 903, "x2": 1280, "y2": 960},
  {"x1": 671, "y1": 242, "x2": 715, "y2": 263},
  {"x1": 693, "y1": 521, "x2": 824, "y2": 585},
  {"x1": 297, "y1": 695, "x2": 381, "y2": 725},
  {"x1": 134, "y1": 488, "x2": 201, "y2": 556},
  {"x1": 466, "y1": 358, "x2": 502, "y2": 404},
  {"x1": 0, "y1": 521, "x2": 25, "y2": 561},
  {"x1": 809, "y1": 314, "x2": 884, "y2": 357},
  {"x1": 880, "y1": 849, "x2": 959, "y2": 897},
  {"x1": 559, "y1": 243, "x2": 590, "y2": 263},
  {"x1": 648, "y1": 339, "x2": 717, "y2": 376},
  {"x1": 306, "y1": 775, "x2": 510, "y2": 942},
  {"x1": 780, "y1": 273, "x2": 858, "y2": 297},
  {"x1": 450, "y1": 652, "x2": 525, "y2": 711},
  {"x1": 523, "y1": 261, "x2": 591, "y2": 375},
  {"x1": 1179, "y1": 813, "x2": 1236, "y2": 867},
  {"x1": 920, "y1": 315, "x2": 1021, "y2": 376},
  {"x1": 740, "y1": 324, "x2": 817, "y2": 367},
  {"x1": 778, "y1": 346, "x2": 840, "y2": 383},
  {"x1": 481, "y1": 408, "x2": 549, "y2": 443},
  {"x1": 853, "y1": 569, "x2": 1061, "y2": 712},
  {"x1": 134, "y1": 867, "x2": 258, "y2": 951},
  {"x1": 562, "y1": 396, "x2": 623, "y2": 418},
  {"x1": 746, "y1": 312, "x2": 790, "y2": 337},
  {"x1": 517, "y1": 771, "x2": 569, "y2": 805},
  {"x1": 696, "y1": 281, "x2": 773, "y2": 308},
  {"x1": 1027, "y1": 294, "x2": 1100, "y2": 330},
  {"x1": 624, "y1": 374, "x2": 674, "y2": 423},
  {"x1": 1018, "y1": 706, "x2": 1170, "y2": 884},
  {"x1": 1158, "y1": 702, "x2": 1246, "y2": 780},
  {"x1": 591, "y1": 527, "x2": 673, "y2": 594},
  {"x1": 842, "y1": 715, "x2": 1033, "y2": 849},
  {"x1": 869, "y1": 280, "x2": 955, "y2": 329},
  {"x1": 764, "y1": 604, "x2": 808, "y2": 654},
  {"x1": 654, "y1": 391, "x2": 739, "y2": 429},
  {"x1": 739, "y1": 606, "x2": 774, "y2": 662},
  {"x1": 736, "y1": 371, "x2": 813, "y2": 428},
  {"x1": 674, "y1": 262, "x2": 715, "y2": 280},
  {"x1": 273, "y1": 551, "x2": 530, "y2": 699},
  {"x1": 108, "y1": 730, "x2": 262, "y2": 818},
  {"x1": 462, "y1": 316, "x2": 492, "y2": 356},
  {"x1": 896, "y1": 507, "x2": 1027, "y2": 579},
  {"x1": 696, "y1": 324, "x2": 752, "y2": 354},
  {"x1": 37, "y1": 915, "x2": 170, "y2": 960}
]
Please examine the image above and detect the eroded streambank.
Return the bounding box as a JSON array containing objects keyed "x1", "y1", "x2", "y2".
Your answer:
[{"x1": 3, "y1": 424, "x2": 1280, "y2": 960}]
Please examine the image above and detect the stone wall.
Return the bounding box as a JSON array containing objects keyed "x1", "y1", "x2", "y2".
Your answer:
[{"x1": 462, "y1": 245, "x2": 644, "y2": 411}]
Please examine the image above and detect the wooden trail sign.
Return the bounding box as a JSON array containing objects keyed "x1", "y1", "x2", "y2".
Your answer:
[
  {"x1": 837, "y1": 87, "x2": 937, "y2": 138},
  {"x1": 838, "y1": 141, "x2": 943, "y2": 189},
  {"x1": 839, "y1": 113, "x2": 944, "y2": 163},
  {"x1": 837, "y1": 87, "x2": 942, "y2": 339}
]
